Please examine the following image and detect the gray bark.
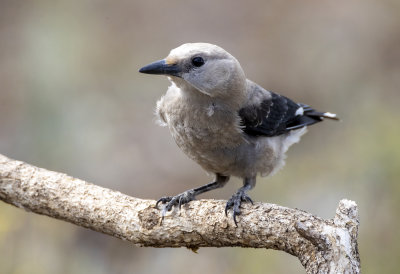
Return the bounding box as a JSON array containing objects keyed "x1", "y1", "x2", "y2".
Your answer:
[{"x1": 0, "y1": 154, "x2": 360, "y2": 273}]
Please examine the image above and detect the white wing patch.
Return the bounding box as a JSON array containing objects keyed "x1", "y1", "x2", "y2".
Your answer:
[{"x1": 295, "y1": 107, "x2": 304, "y2": 116}]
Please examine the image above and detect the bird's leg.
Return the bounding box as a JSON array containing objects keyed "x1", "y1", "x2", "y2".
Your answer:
[
  {"x1": 225, "y1": 177, "x2": 256, "y2": 226},
  {"x1": 156, "y1": 174, "x2": 230, "y2": 217}
]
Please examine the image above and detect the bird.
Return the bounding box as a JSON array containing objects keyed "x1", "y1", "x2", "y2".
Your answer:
[{"x1": 139, "y1": 43, "x2": 338, "y2": 225}]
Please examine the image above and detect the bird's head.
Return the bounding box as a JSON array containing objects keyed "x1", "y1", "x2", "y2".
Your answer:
[{"x1": 139, "y1": 43, "x2": 246, "y2": 100}]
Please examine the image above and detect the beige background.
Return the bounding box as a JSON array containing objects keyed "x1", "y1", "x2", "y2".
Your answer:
[{"x1": 1, "y1": 0, "x2": 399, "y2": 273}]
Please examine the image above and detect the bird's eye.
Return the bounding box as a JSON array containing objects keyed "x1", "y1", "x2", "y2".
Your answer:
[{"x1": 192, "y1": 57, "x2": 205, "y2": 67}]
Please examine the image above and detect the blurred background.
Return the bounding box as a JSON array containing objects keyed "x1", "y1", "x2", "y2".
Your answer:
[{"x1": 0, "y1": 0, "x2": 399, "y2": 273}]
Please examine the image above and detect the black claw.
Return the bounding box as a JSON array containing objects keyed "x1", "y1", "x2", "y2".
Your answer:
[
  {"x1": 156, "y1": 196, "x2": 172, "y2": 208},
  {"x1": 225, "y1": 203, "x2": 233, "y2": 217},
  {"x1": 244, "y1": 196, "x2": 254, "y2": 205},
  {"x1": 178, "y1": 196, "x2": 184, "y2": 209},
  {"x1": 225, "y1": 191, "x2": 254, "y2": 225},
  {"x1": 156, "y1": 190, "x2": 196, "y2": 215},
  {"x1": 233, "y1": 211, "x2": 239, "y2": 227}
]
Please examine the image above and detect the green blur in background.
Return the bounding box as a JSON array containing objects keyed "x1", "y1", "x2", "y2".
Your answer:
[{"x1": 1, "y1": 0, "x2": 399, "y2": 273}]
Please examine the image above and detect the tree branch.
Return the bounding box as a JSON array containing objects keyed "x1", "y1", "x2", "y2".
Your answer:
[{"x1": 0, "y1": 154, "x2": 360, "y2": 273}]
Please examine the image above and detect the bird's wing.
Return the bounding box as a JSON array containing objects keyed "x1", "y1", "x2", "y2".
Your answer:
[{"x1": 238, "y1": 89, "x2": 337, "y2": 137}]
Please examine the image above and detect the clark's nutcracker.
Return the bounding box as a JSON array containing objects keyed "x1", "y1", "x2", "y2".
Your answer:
[{"x1": 139, "y1": 43, "x2": 338, "y2": 224}]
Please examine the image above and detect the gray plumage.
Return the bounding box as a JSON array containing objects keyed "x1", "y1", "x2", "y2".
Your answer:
[{"x1": 139, "y1": 43, "x2": 338, "y2": 225}]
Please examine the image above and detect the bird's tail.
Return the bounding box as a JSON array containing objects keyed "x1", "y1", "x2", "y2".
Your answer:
[
  {"x1": 286, "y1": 104, "x2": 339, "y2": 131},
  {"x1": 300, "y1": 104, "x2": 340, "y2": 121}
]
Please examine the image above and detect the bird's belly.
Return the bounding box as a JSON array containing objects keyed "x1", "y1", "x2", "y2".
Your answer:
[
  {"x1": 170, "y1": 125, "x2": 294, "y2": 178},
  {"x1": 168, "y1": 121, "x2": 241, "y2": 174}
]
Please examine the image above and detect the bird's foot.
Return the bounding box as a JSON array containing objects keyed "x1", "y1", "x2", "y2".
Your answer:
[
  {"x1": 225, "y1": 190, "x2": 254, "y2": 226},
  {"x1": 156, "y1": 190, "x2": 196, "y2": 218}
]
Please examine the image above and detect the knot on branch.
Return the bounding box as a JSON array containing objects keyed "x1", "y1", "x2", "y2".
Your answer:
[{"x1": 295, "y1": 220, "x2": 330, "y2": 251}]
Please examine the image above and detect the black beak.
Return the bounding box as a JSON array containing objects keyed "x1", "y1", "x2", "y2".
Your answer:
[{"x1": 139, "y1": 59, "x2": 181, "y2": 77}]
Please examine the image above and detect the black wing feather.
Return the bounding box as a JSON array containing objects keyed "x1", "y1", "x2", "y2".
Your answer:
[{"x1": 239, "y1": 92, "x2": 324, "y2": 137}]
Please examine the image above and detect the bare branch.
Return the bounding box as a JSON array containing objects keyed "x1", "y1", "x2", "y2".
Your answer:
[{"x1": 0, "y1": 154, "x2": 360, "y2": 273}]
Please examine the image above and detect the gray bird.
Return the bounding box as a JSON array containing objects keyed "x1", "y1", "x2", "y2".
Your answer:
[{"x1": 139, "y1": 43, "x2": 338, "y2": 225}]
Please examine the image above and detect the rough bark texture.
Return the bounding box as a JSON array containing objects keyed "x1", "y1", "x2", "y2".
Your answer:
[{"x1": 0, "y1": 154, "x2": 360, "y2": 273}]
